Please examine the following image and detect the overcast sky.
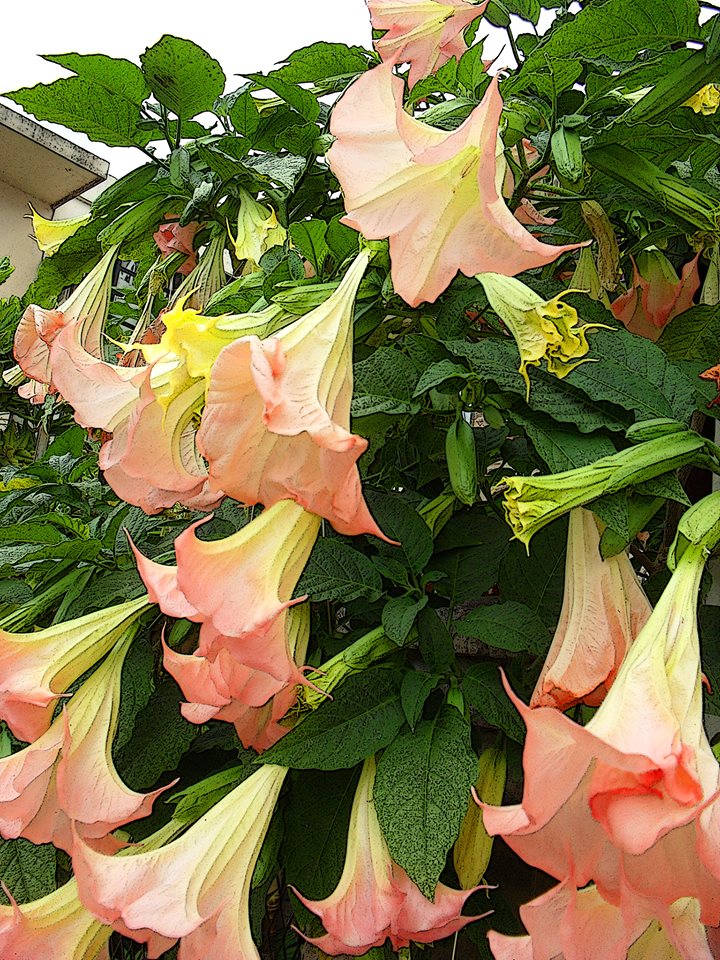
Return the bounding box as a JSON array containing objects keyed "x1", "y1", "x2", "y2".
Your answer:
[{"x1": 1, "y1": 0, "x2": 523, "y2": 179}]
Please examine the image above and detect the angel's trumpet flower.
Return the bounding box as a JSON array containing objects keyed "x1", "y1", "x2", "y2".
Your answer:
[
  {"x1": 198, "y1": 252, "x2": 390, "y2": 539},
  {"x1": 72, "y1": 764, "x2": 287, "y2": 960},
  {"x1": 293, "y1": 756, "x2": 485, "y2": 954},
  {"x1": 530, "y1": 509, "x2": 652, "y2": 711},
  {"x1": 0, "y1": 596, "x2": 149, "y2": 742},
  {"x1": 28, "y1": 205, "x2": 91, "y2": 256},
  {"x1": 327, "y1": 64, "x2": 585, "y2": 306},
  {"x1": 610, "y1": 249, "x2": 700, "y2": 342},
  {"x1": 367, "y1": 0, "x2": 489, "y2": 88},
  {"x1": 228, "y1": 188, "x2": 287, "y2": 269}
]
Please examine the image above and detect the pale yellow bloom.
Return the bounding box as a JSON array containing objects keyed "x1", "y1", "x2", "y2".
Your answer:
[
  {"x1": 683, "y1": 83, "x2": 720, "y2": 115},
  {"x1": 228, "y1": 189, "x2": 287, "y2": 267},
  {"x1": 28, "y1": 205, "x2": 91, "y2": 256}
]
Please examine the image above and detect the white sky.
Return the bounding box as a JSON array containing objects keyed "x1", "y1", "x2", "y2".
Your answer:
[{"x1": 0, "y1": 0, "x2": 519, "y2": 178}]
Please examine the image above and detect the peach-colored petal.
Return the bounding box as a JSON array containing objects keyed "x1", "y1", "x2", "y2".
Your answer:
[
  {"x1": 72, "y1": 765, "x2": 287, "y2": 957},
  {"x1": 368, "y1": 0, "x2": 489, "y2": 88},
  {"x1": 530, "y1": 509, "x2": 652, "y2": 710},
  {"x1": 328, "y1": 64, "x2": 586, "y2": 306},
  {"x1": 0, "y1": 597, "x2": 149, "y2": 742},
  {"x1": 611, "y1": 252, "x2": 700, "y2": 342},
  {"x1": 198, "y1": 253, "x2": 390, "y2": 540},
  {"x1": 154, "y1": 219, "x2": 200, "y2": 276}
]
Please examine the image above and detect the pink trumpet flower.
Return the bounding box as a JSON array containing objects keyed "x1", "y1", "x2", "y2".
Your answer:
[
  {"x1": 0, "y1": 878, "x2": 111, "y2": 960},
  {"x1": 293, "y1": 756, "x2": 485, "y2": 955},
  {"x1": 13, "y1": 245, "x2": 120, "y2": 400},
  {"x1": 610, "y1": 249, "x2": 700, "y2": 342},
  {"x1": 197, "y1": 252, "x2": 391, "y2": 540},
  {"x1": 153, "y1": 218, "x2": 201, "y2": 276},
  {"x1": 0, "y1": 596, "x2": 149, "y2": 742},
  {"x1": 327, "y1": 64, "x2": 585, "y2": 306},
  {"x1": 481, "y1": 535, "x2": 720, "y2": 927},
  {"x1": 162, "y1": 605, "x2": 310, "y2": 752},
  {"x1": 73, "y1": 764, "x2": 288, "y2": 960},
  {"x1": 367, "y1": 0, "x2": 489, "y2": 88},
  {"x1": 530, "y1": 509, "x2": 652, "y2": 711},
  {"x1": 130, "y1": 500, "x2": 320, "y2": 686},
  {"x1": 487, "y1": 879, "x2": 717, "y2": 960},
  {"x1": 0, "y1": 629, "x2": 165, "y2": 854}
]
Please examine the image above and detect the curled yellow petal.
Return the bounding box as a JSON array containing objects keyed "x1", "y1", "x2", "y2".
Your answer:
[
  {"x1": 28, "y1": 205, "x2": 91, "y2": 256},
  {"x1": 683, "y1": 83, "x2": 720, "y2": 115}
]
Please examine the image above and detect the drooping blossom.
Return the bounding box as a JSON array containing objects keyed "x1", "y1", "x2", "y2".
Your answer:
[
  {"x1": 228, "y1": 188, "x2": 287, "y2": 269},
  {"x1": 162, "y1": 605, "x2": 310, "y2": 752},
  {"x1": 130, "y1": 499, "x2": 320, "y2": 686},
  {"x1": 28, "y1": 204, "x2": 91, "y2": 257},
  {"x1": 293, "y1": 756, "x2": 485, "y2": 955},
  {"x1": 49, "y1": 297, "x2": 285, "y2": 514},
  {"x1": 13, "y1": 244, "x2": 119, "y2": 401},
  {"x1": 367, "y1": 0, "x2": 489, "y2": 88},
  {"x1": 530, "y1": 508, "x2": 652, "y2": 711},
  {"x1": 683, "y1": 84, "x2": 720, "y2": 115},
  {"x1": 610, "y1": 249, "x2": 700, "y2": 341},
  {"x1": 487, "y1": 878, "x2": 717, "y2": 960},
  {"x1": 477, "y1": 274, "x2": 609, "y2": 399},
  {"x1": 0, "y1": 595, "x2": 149, "y2": 742},
  {"x1": 153, "y1": 217, "x2": 201, "y2": 276},
  {"x1": 166, "y1": 229, "x2": 228, "y2": 312},
  {"x1": 327, "y1": 64, "x2": 585, "y2": 306},
  {"x1": 501, "y1": 430, "x2": 705, "y2": 549},
  {"x1": 197, "y1": 252, "x2": 391, "y2": 539},
  {"x1": 73, "y1": 764, "x2": 288, "y2": 960},
  {"x1": 481, "y1": 520, "x2": 720, "y2": 929},
  {"x1": 0, "y1": 877, "x2": 111, "y2": 960},
  {"x1": 0, "y1": 629, "x2": 165, "y2": 854}
]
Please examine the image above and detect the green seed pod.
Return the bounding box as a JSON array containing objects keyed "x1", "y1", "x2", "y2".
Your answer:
[
  {"x1": 551, "y1": 126, "x2": 583, "y2": 182},
  {"x1": 446, "y1": 416, "x2": 477, "y2": 506},
  {"x1": 453, "y1": 746, "x2": 507, "y2": 888}
]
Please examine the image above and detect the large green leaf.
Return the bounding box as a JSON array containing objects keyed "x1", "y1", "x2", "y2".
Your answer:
[
  {"x1": 273, "y1": 42, "x2": 372, "y2": 86},
  {"x1": 5, "y1": 77, "x2": 151, "y2": 148},
  {"x1": 528, "y1": 0, "x2": 700, "y2": 65},
  {"x1": 352, "y1": 347, "x2": 422, "y2": 416},
  {"x1": 513, "y1": 408, "x2": 617, "y2": 472},
  {"x1": 0, "y1": 839, "x2": 56, "y2": 905},
  {"x1": 43, "y1": 52, "x2": 149, "y2": 104},
  {"x1": 296, "y1": 537, "x2": 383, "y2": 603},
  {"x1": 498, "y1": 517, "x2": 568, "y2": 629},
  {"x1": 565, "y1": 329, "x2": 696, "y2": 424},
  {"x1": 140, "y1": 35, "x2": 225, "y2": 119},
  {"x1": 458, "y1": 601, "x2": 550, "y2": 655},
  {"x1": 462, "y1": 663, "x2": 526, "y2": 743},
  {"x1": 283, "y1": 766, "x2": 362, "y2": 899},
  {"x1": 374, "y1": 704, "x2": 478, "y2": 898},
  {"x1": 366, "y1": 491, "x2": 434, "y2": 575},
  {"x1": 659, "y1": 305, "x2": 720, "y2": 366},
  {"x1": 260, "y1": 668, "x2": 405, "y2": 770},
  {"x1": 382, "y1": 595, "x2": 428, "y2": 645},
  {"x1": 288, "y1": 220, "x2": 329, "y2": 274},
  {"x1": 248, "y1": 71, "x2": 320, "y2": 122},
  {"x1": 448, "y1": 338, "x2": 630, "y2": 433}
]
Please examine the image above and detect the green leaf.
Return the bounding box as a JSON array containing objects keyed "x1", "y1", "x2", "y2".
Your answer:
[
  {"x1": 0, "y1": 258, "x2": 14, "y2": 287},
  {"x1": 248, "y1": 71, "x2": 320, "y2": 122},
  {"x1": 0, "y1": 523, "x2": 64, "y2": 545},
  {"x1": 413, "y1": 360, "x2": 469, "y2": 397},
  {"x1": 352, "y1": 347, "x2": 422, "y2": 417},
  {"x1": 115, "y1": 681, "x2": 198, "y2": 789},
  {"x1": 273, "y1": 42, "x2": 371, "y2": 86},
  {"x1": 513, "y1": 408, "x2": 616, "y2": 472},
  {"x1": 565, "y1": 329, "x2": 696, "y2": 424},
  {"x1": 5, "y1": 77, "x2": 151, "y2": 148},
  {"x1": 462, "y1": 663, "x2": 525, "y2": 743},
  {"x1": 659, "y1": 305, "x2": 720, "y2": 366},
  {"x1": 417, "y1": 607, "x2": 456, "y2": 673},
  {"x1": 366, "y1": 492, "x2": 434, "y2": 575},
  {"x1": 326, "y1": 215, "x2": 360, "y2": 262},
  {"x1": 528, "y1": 0, "x2": 700, "y2": 65},
  {"x1": 288, "y1": 220, "x2": 329, "y2": 274},
  {"x1": 239, "y1": 153, "x2": 307, "y2": 192},
  {"x1": 229, "y1": 91, "x2": 261, "y2": 140},
  {"x1": 498, "y1": 516, "x2": 568, "y2": 629},
  {"x1": 283, "y1": 765, "x2": 362, "y2": 899},
  {"x1": 260, "y1": 668, "x2": 405, "y2": 770},
  {"x1": 0, "y1": 839, "x2": 56, "y2": 905},
  {"x1": 401, "y1": 671, "x2": 442, "y2": 730},
  {"x1": 448, "y1": 338, "x2": 630, "y2": 433},
  {"x1": 170, "y1": 765, "x2": 249, "y2": 824},
  {"x1": 114, "y1": 634, "x2": 155, "y2": 752},
  {"x1": 374, "y1": 704, "x2": 478, "y2": 898},
  {"x1": 140, "y1": 35, "x2": 225, "y2": 119},
  {"x1": 458, "y1": 43, "x2": 489, "y2": 95},
  {"x1": 296, "y1": 538, "x2": 383, "y2": 603},
  {"x1": 458, "y1": 601, "x2": 550, "y2": 654},
  {"x1": 503, "y1": 0, "x2": 541, "y2": 23},
  {"x1": 43, "y1": 52, "x2": 149, "y2": 104},
  {"x1": 382, "y1": 595, "x2": 428, "y2": 645}
]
